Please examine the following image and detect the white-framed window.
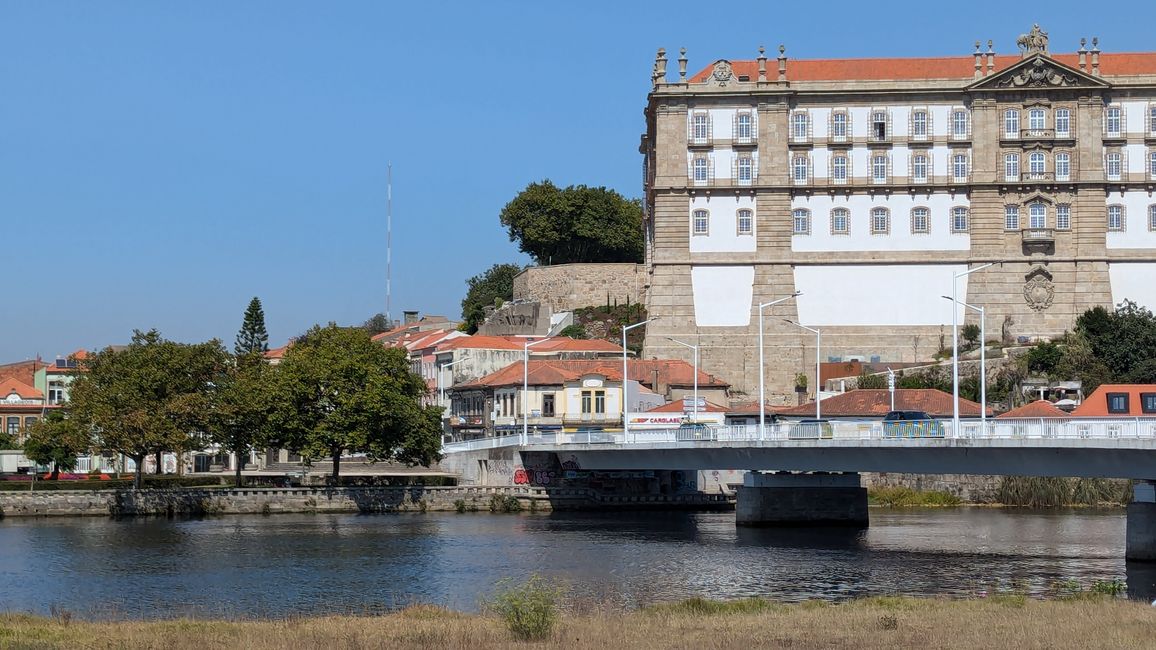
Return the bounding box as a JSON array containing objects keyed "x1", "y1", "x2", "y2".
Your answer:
[
  {"x1": 736, "y1": 112, "x2": 754, "y2": 141},
  {"x1": 1004, "y1": 153, "x2": 1020, "y2": 181},
  {"x1": 691, "y1": 113, "x2": 710, "y2": 142},
  {"x1": 952, "y1": 110, "x2": 969, "y2": 138},
  {"x1": 1056, "y1": 204, "x2": 1071, "y2": 230},
  {"x1": 831, "y1": 208, "x2": 849, "y2": 235},
  {"x1": 1106, "y1": 152, "x2": 1122, "y2": 181},
  {"x1": 737, "y1": 208, "x2": 753, "y2": 235},
  {"x1": 792, "y1": 112, "x2": 809, "y2": 140},
  {"x1": 1150, "y1": 105, "x2": 1156, "y2": 135},
  {"x1": 737, "y1": 155, "x2": 754, "y2": 185},
  {"x1": 952, "y1": 154, "x2": 968, "y2": 182},
  {"x1": 1055, "y1": 152, "x2": 1071, "y2": 181},
  {"x1": 1108, "y1": 204, "x2": 1124, "y2": 231},
  {"x1": 912, "y1": 154, "x2": 928, "y2": 183},
  {"x1": 831, "y1": 111, "x2": 848, "y2": 141},
  {"x1": 911, "y1": 207, "x2": 930, "y2": 234},
  {"x1": 1150, "y1": 150, "x2": 1156, "y2": 178},
  {"x1": 912, "y1": 110, "x2": 928, "y2": 139},
  {"x1": 1004, "y1": 109, "x2": 1019, "y2": 137},
  {"x1": 692, "y1": 156, "x2": 710, "y2": 183},
  {"x1": 1149, "y1": 205, "x2": 1156, "y2": 232},
  {"x1": 952, "y1": 207, "x2": 969, "y2": 233},
  {"x1": 1105, "y1": 106, "x2": 1122, "y2": 137},
  {"x1": 692, "y1": 209, "x2": 709, "y2": 235},
  {"x1": 793, "y1": 209, "x2": 811, "y2": 235},
  {"x1": 1029, "y1": 151, "x2": 1045, "y2": 176},
  {"x1": 1005, "y1": 205, "x2": 1020, "y2": 231},
  {"x1": 871, "y1": 110, "x2": 888, "y2": 141},
  {"x1": 871, "y1": 154, "x2": 887, "y2": 184},
  {"x1": 1028, "y1": 108, "x2": 1046, "y2": 133},
  {"x1": 1029, "y1": 203, "x2": 1047, "y2": 229},
  {"x1": 1055, "y1": 108, "x2": 1071, "y2": 137},
  {"x1": 832, "y1": 155, "x2": 848, "y2": 183},
  {"x1": 871, "y1": 207, "x2": 890, "y2": 235},
  {"x1": 792, "y1": 155, "x2": 809, "y2": 184}
]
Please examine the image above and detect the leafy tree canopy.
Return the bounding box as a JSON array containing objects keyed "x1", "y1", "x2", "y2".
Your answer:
[
  {"x1": 461, "y1": 263, "x2": 523, "y2": 334},
  {"x1": 235, "y1": 297, "x2": 270, "y2": 356},
  {"x1": 206, "y1": 353, "x2": 273, "y2": 487},
  {"x1": 362, "y1": 313, "x2": 393, "y2": 336},
  {"x1": 1075, "y1": 301, "x2": 1156, "y2": 382},
  {"x1": 24, "y1": 411, "x2": 91, "y2": 479},
  {"x1": 499, "y1": 180, "x2": 643, "y2": 265}
]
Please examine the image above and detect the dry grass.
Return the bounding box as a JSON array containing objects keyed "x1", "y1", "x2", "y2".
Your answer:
[{"x1": 0, "y1": 597, "x2": 1153, "y2": 649}]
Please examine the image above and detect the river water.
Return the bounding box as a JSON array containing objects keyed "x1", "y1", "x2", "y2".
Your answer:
[{"x1": 0, "y1": 508, "x2": 1151, "y2": 619}]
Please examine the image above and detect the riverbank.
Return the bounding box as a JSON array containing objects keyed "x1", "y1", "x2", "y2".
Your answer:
[{"x1": 1, "y1": 597, "x2": 1151, "y2": 649}]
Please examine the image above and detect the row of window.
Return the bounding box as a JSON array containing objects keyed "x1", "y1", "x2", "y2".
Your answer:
[
  {"x1": 692, "y1": 208, "x2": 753, "y2": 236},
  {"x1": 690, "y1": 112, "x2": 756, "y2": 143},
  {"x1": 1107, "y1": 392, "x2": 1156, "y2": 414},
  {"x1": 791, "y1": 108, "x2": 971, "y2": 142},
  {"x1": 1003, "y1": 151, "x2": 1072, "y2": 181},
  {"x1": 790, "y1": 207, "x2": 970, "y2": 236},
  {"x1": 1103, "y1": 105, "x2": 1156, "y2": 138},
  {"x1": 1003, "y1": 107, "x2": 1073, "y2": 138},
  {"x1": 790, "y1": 153, "x2": 970, "y2": 184},
  {"x1": 5, "y1": 416, "x2": 36, "y2": 436},
  {"x1": 1106, "y1": 204, "x2": 1156, "y2": 232}
]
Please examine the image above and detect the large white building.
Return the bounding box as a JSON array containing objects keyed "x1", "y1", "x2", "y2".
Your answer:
[{"x1": 640, "y1": 25, "x2": 1156, "y2": 401}]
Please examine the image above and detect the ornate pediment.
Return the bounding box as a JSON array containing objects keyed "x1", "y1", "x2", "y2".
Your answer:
[
  {"x1": 708, "y1": 59, "x2": 735, "y2": 87},
  {"x1": 969, "y1": 54, "x2": 1108, "y2": 91}
]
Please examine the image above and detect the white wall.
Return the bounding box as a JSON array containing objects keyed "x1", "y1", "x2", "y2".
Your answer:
[
  {"x1": 689, "y1": 195, "x2": 757, "y2": 253},
  {"x1": 791, "y1": 193, "x2": 970, "y2": 252},
  {"x1": 1106, "y1": 190, "x2": 1156, "y2": 249},
  {"x1": 794, "y1": 264, "x2": 969, "y2": 327},
  {"x1": 691, "y1": 265, "x2": 755, "y2": 326},
  {"x1": 1122, "y1": 101, "x2": 1149, "y2": 136},
  {"x1": 1110, "y1": 263, "x2": 1156, "y2": 311},
  {"x1": 1126, "y1": 144, "x2": 1148, "y2": 174}
]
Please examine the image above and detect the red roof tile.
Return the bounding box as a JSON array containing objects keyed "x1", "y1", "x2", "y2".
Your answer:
[
  {"x1": 1072, "y1": 385, "x2": 1156, "y2": 417},
  {"x1": 647, "y1": 400, "x2": 727, "y2": 413},
  {"x1": 776, "y1": 389, "x2": 987, "y2": 418},
  {"x1": 457, "y1": 358, "x2": 729, "y2": 391},
  {"x1": 996, "y1": 400, "x2": 1070, "y2": 419},
  {"x1": 0, "y1": 378, "x2": 43, "y2": 400}
]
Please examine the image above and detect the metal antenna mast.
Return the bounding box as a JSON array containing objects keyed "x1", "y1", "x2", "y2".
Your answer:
[{"x1": 386, "y1": 162, "x2": 393, "y2": 327}]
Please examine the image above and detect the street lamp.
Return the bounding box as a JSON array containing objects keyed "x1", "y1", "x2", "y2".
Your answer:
[
  {"x1": 951, "y1": 262, "x2": 999, "y2": 437},
  {"x1": 943, "y1": 295, "x2": 987, "y2": 436},
  {"x1": 523, "y1": 337, "x2": 551, "y2": 445},
  {"x1": 666, "y1": 337, "x2": 699, "y2": 423},
  {"x1": 784, "y1": 320, "x2": 821, "y2": 420},
  {"x1": 622, "y1": 317, "x2": 659, "y2": 442},
  {"x1": 757, "y1": 292, "x2": 801, "y2": 438}
]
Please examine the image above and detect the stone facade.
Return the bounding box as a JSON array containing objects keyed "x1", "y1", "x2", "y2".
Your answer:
[
  {"x1": 513, "y1": 263, "x2": 648, "y2": 313},
  {"x1": 640, "y1": 30, "x2": 1156, "y2": 400}
]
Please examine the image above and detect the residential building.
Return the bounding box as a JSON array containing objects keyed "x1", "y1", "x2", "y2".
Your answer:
[
  {"x1": 640, "y1": 25, "x2": 1156, "y2": 403},
  {"x1": 0, "y1": 378, "x2": 48, "y2": 444},
  {"x1": 997, "y1": 399, "x2": 1069, "y2": 418},
  {"x1": 1072, "y1": 384, "x2": 1156, "y2": 416},
  {"x1": 775, "y1": 389, "x2": 987, "y2": 420}
]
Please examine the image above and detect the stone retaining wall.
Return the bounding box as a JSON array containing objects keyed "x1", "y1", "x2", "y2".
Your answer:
[{"x1": 513, "y1": 264, "x2": 647, "y2": 312}]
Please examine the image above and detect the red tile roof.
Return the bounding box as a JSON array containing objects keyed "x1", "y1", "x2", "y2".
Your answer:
[
  {"x1": 0, "y1": 378, "x2": 43, "y2": 400},
  {"x1": 437, "y1": 335, "x2": 526, "y2": 352},
  {"x1": 528, "y1": 338, "x2": 624, "y2": 354},
  {"x1": 997, "y1": 400, "x2": 1070, "y2": 419},
  {"x1": 435, "y1": 336, "x2": 625, "y2": 354},
  {"x1": 776, "y1": 389, "x2": 987, "y2": 418},
  {"x1": 1072, "y1": 385, "x2": 1156, "y2": 417},
  {"x1": 647, "y1": 400, "x2": 727, "y2": 413},
  {"x1": 264, "y1": 345, "x2": 289, "y2": 360},
  {"x1": 458, "y1": 358, "x2": 729, "y2": 391},
  {"x1": 0, "y1": 360, "x2": 45, "y2": 386}
]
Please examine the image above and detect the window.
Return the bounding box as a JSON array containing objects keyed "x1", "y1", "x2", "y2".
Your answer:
[
  {"x1": 911, "y1": 207, "x2": 929, "y2": 234},
  {"x1": 1107, "y1": 392, "x2": 1129, "y2": 414},
  {"x1": 1106, "y1": 152, "x2": 1122, "y2": 180},
  {"x1": 737, "y1": 155, "x2": 753, "y2": 184},
  {"x1": 1028, "y1": 108, "x2": 1045, "y2": 132},
  {"x1": 871, "y1": 154, "x2": 887, "y2": 183},
  {"x1": 793, "y1": 209, "x2": 811, "y2": 235},
  {"x1": 5, "y1": 417, "x2": 17, "y2": 436},
  {"x1": 691, "y1": 113, "x2": 710, "y2": 141},
  {"x1": 594, "y1": 391, "x2": 606, "y2": 414},
  {"x1": 912, "y1": 154, "x2": 928, "y2": 183},
  {"x1": 737, "y1": 209, "x2": 753, "y2": 235},
  {"x1": 1142, "y1": 393, "x2": 1156, "y2": 414},
  {"x1": 871, "y1": 111, "x2": 888, "y2": 141},
  {"x1": 912, "y1": 110, "x2": 928, "y2": 139},
  {"x1": 1150, "y1": 150, "x2": 1156, "y2": 178},
  {"x1": 952, "y1": 207, "x2": 969, "y2": 233},
  {"x1": 736, "y1": 112, "x2": 753, "y2": 141},
  {"x1": 1055, "y1": 152, "x2": 1070, "y2": 181},
  {"x1": 792, "y1": 112, "x2": 809, "y2": 140},
  {"x1": 692, "y1": 209, "x2": 709, "y2": 235},
  {"x1": 831, "y1": 208, "x2": 849, "y2": 235},
  {"x1": 1056, "y1": 204, "x2": 1071, "y2": 230},
  {"x1": 1005, "y1": 205, "x2": 1020, "y2": 231},
  {"x1": 48, "y1": 382, "x2": 65, "y2": 405},
  {"x1": 1108, "y1": 204, "x2": 1124, "y2": 231},
  {"x1": 1029, "y1": 151, "x2": 1045, "y2": 176},
  {"x1": 1150, "y1": 106, "x2": 1156, "y2": 134},
  {"x1": 832, "y1": 155, "x2": 848, "y2": 183},
  {"x1": 542, "y1": 393, "x2": 555, "y2": 417},
  {"x1": 793, "y1": 155, "x2": 809, "y2": 183},
  {"x1": 1149, "y1": 205, "x2": 1156, "y2": 232},
  {"x1": 1029, "y1": 203, "x2": 1047, "y2": 229},
  {"x1": 1105, "y1": 106, "x2": 1122, "y2": 136},
  {"x1": 24, "y1": 416, "x2": 36, "y2": 431},
  {"x1": 1056, "y1": 108, "x2": 1071, "y2": 137},
  {"x1": 1004, "y1": 153, "x2": 1020, "y2": 181},
  {"x1": 871, "y1": 208, "x2": 889, "y2": 235},
  {"x1": 952, "y1": 154, "x2": 968, "y2": 181},
  {"x1": 952, "y1": 110, "x2": 968, "y2": 138},
  {"x1": 1004, "y1": 109, "x2": 1019, "y2": 137},
  {"x1": 692, "y1": 157, "x2": 709, "y2": 182},
  {"x1": 831, "y1": 112, "x2": 848, "y2": 141},
  {"x1": 581, "y1": 391, "x2": 592, "y2": 415}
]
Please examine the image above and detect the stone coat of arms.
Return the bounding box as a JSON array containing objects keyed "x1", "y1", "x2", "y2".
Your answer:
[{"x1": 1024, "y1": 268, "x2": 1055, "y2": 311}]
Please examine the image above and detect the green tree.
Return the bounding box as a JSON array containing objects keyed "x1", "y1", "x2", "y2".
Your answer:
[
  {"x1": 499, "y1": 180, "x2": 643, "y2": 265},
  {"x1": 1025, "y1": 341, "x2": 1064, "y2": 376},
  {"x1": 961, "y1": 324, "x2": 980, "y2": 348},
  {"x1": 207, "y1": 354, "x2": 272, "y2": 487},
  {"x1": 235, "y1": 297, "x2": 270, "y2": 356},
  {"x1": 266, "y1": 324, "x2": 442, "y2": 481},
  {"x1": 23, "y1": 411, "x2": 91, "y2": 480},
  {"x1": 362, "y1": 313, "x2": 393, "y2": 336},
  {"x1": 68, "y1": 330, "x2": 230, "y2": 488},
  {"x1": 461, "y1": 263, "x2": 522, "y2": 334}
]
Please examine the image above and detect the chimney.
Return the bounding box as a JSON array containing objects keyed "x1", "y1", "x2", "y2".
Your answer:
[
  {"x1": 1091, "y1": 37, "x2": 1101, "y2": 76},
  {"x1": 777, "y1": 44, "x2": 788, "y2": 83},
  {"x1": 403, "y1": 310, "x2": 420, "y2": 325},
  {"x1": 986, "y1": 41, "x2": 995, "y2": 76},
  {"x1": 974, "y1": 41, "x2": 982, "y2": 80},
  {"x1": 1078, "y1": 38, "x2": 1087, "y2": 71},
  {"x1": 757, "y1": 45, "x2": 767, "y2": 82}
]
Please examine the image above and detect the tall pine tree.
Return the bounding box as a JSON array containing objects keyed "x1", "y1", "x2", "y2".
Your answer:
[{"x1": 235, "y1": 297, "x2": 270, "y2": 356}]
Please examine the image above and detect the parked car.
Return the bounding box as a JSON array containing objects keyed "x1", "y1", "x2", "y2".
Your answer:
[
  {"x1": 882, "y1": 410, "x2": 945, "y2": 438},
  {"x1": 676, "y1": 422, "x2": 713, "y2": 440},
  {"x1": 788, "y1": 418, "x2": 834, "y2": 439}
]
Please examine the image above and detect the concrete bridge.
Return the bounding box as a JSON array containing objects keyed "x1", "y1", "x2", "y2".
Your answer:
[{"x1": 442, "y1": 417, "x2": 1156, "y2": 562}]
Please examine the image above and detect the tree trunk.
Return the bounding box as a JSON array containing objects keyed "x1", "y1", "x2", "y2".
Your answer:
[
  {"x1": 331, "y1": 447, "x2": 341, "y2": 484},
  {"x1": 134, "y1": 454, "x2": 145, "y2": 489},
  {"x1": 154, "y1": 451, "x2": 163, "y2": 475},
  {"x1": 234, "y1": 447, "x2": 245, "y2": 488},
  {"x1": 49, "y1": 464, "x2": 60, "y2": 481}
]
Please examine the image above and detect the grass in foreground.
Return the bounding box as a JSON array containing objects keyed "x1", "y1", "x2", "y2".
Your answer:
[
  {"x1": 1, "y1": 596, "x2": 1154, "y2": 650},
  {"x1": 868, "y1": 486, "x2": 963, "y2": 507}
]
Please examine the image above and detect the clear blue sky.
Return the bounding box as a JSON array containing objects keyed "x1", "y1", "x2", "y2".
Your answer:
[{"x1": 0, "y1": 2, "x2": 1142, "y2": 360}]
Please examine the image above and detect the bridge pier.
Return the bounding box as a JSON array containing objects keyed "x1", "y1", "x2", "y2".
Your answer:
[
  {"x1": 1127, "y1": 481, "x2": 1156, "y2": 562},
  {"x1": 736, "y1": 472, "x2": 868, "y2": 527}
]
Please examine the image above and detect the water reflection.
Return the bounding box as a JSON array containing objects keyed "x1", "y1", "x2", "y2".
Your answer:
[{"x1": 0, "y1": 508, "x2": 1136, "y2": 619}]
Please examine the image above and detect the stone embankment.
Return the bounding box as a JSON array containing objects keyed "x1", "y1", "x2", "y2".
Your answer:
[{"x1": 0, "y1": 486, "x2": 733, "y2": 518}]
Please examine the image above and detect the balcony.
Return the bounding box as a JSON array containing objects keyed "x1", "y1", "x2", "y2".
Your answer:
[{"x1": 1022, "y1": 228, "x2": 1055, "y2": 243}]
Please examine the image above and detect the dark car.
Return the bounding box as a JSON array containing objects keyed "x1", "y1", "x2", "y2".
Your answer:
[
  {"x1": 882, "y1": 410, "x2": 946, "y2": 438},
  {"x1": 788, "y1": 418, "x2": 834, "y2": 439}
]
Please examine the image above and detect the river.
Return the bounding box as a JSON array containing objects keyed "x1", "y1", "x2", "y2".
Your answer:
[{"x1": 0, "y1": 508, "x2": 1150, "y2": 619}]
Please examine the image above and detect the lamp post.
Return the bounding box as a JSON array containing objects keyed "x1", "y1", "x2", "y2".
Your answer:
[
  {"x1": 666, "y1": 337, "x2": 699, "y2": 423},
  {"x1": 951, "y1": 262, "x2": 998, "y2": 437},
  {"x1": 784, "y1": 320, "x2": 821, "y2": 420},
  {"x1": 436, "y1": 354, "x2": 470, "y2": 408},
  {"x1": 622, "y1": 317, "x2": 659, "y2": 443},
  {"x1": 757, "y1": 292, "x2": 801, "y2": 439},
  {"x1": 943, "y1": 295, "x2": 987, "y2": 436},
  {"x1": 522, "y1": 338, "x2": 550, "y2": 445}
]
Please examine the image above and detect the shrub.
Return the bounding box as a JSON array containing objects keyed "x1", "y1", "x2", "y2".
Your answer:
[
  {"x1": 868, "y1": 487, "x2": 962, "y2": 507},
  {"x1": 454, "y1": 499, "x2": 467, "y2": 513},
  {"x1": 488, "y1": 494, "x2": 523, "y2": 513},
  {"x1": 484, "y1": 575, "x2": 564, "y2": 641},
  {"x1": 1090, "y1": 578, "x2": 1126, "y2": 596}
]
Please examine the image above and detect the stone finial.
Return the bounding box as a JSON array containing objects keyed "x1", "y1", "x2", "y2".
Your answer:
[
  {"x1": 777, "y1": 44, "x2": 787, "y2": 82},
  {"x1": 757, "y1": 45, "x2": 767, "y2": 82},
  {"x1": 678, "y1": 47, "x2": 688, "y2": 82},
  {"x1": 1078, "y1": 38, "x2": 1087, "y2": 71},
  {"x1": 986, "y1": 40, "x2": 995, "y2": 76},
  {"x1": 1091, "y1": 37, "x2": 1101, "y2": 76},
  {"x1": 974, "y1": 41, "x2": 982, "y2": 79},
  {"x1": 654, "y1": 48, "x2": 668, "y2": 86}
]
